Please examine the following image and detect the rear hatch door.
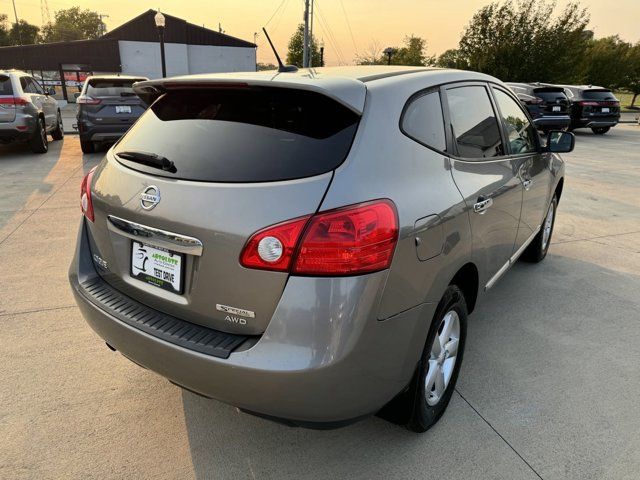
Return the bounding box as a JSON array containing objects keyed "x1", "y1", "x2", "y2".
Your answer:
[
  {"x1": 533, "y1": 87, "x2": 570, "y2": 114},
  {"x1": 86, "y1": 84, "x2": 362, "y2": 335},
  {"x1": 84, "y1": 78, "x2": 147, "y2": 126},
  {"x1": 0, "y1": 75, "x2": 16, "y2": 123}
]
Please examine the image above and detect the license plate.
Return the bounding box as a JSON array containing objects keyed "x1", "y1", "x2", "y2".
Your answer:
[
  {"x1": 116, "y1": 105, "x2": 132, "y2": 114},
  {"x1": 602, "y1": 107, "x2": 610, "y2": 113},
  {"x1": 131, "y1": 241, "x2": 183, "y2": 294},
  {"x1": 552, "y1": 106, "x2": 561, "y2": 112}
]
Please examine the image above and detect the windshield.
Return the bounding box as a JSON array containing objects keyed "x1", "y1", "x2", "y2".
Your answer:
[
  {"x1": 87, "y1": 79, "x2": 144, "y2": 97},
  {"x1": 583, "y1": 90, "x2": 617, "y2": 101},
  {"x1": 533, "y1": 89, "x2": 567, "y2": 102},
  {"x1": 114, "y1": 87, "x2": 360, "y2": 182}
]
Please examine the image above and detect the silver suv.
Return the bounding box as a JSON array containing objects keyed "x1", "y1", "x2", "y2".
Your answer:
[
  {"x1": 0, "y1": 70, "x2": 63, "y2": 153},
  {"x1": 69, "y1": 67, "x2": 573, "y2": 432}
]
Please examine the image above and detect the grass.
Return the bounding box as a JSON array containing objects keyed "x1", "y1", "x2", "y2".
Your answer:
[{"x1": 614, "y1": 91, "x2": 639, "y2": 112}]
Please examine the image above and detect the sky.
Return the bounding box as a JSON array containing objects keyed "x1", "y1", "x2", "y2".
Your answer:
[{"x1": 4, "y1": 0, "x2": 640, "y2": 66}]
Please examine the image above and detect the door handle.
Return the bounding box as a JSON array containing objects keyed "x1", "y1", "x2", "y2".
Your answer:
[
  {"x1": 473, "y1": 197, "x2": 493, "y2": 214},
  {"x1": 522, "y1": 178, "x2": 532, "y2": 190}
]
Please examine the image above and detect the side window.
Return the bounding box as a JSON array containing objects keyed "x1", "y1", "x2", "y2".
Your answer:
[
  {"x1": 31, "y1": 78, "x2": 44, "y2": 94},
  {"x1": 401, "y1": 90, "x2": 446, "y2": 152},
  {"x1": 446, "y1": 85, "x2": 504, "y2": 159},
  {"x1": 493, "y1": 88, "x2": 537, "y2": 155},
  {"x1": 20, "y1": 78, "x2": 37, "y2": 94}
]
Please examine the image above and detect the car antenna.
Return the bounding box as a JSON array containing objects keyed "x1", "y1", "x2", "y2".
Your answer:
[{"x1": 262, "y1": 27, "x2": 298, "y2": 73}]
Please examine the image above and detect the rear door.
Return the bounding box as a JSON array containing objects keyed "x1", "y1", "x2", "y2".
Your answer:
[
  {"x1": 84, "y1": 78, "x2": 147, "y2": 128},
  {"x1": 86, "y1": 85, "x2": 362, "y2": 335},
  {"x1": 443, "y1": 82, "x2": 523, "y2": 289},
  {"x1": 30, "y1": 77, "x2": 56, "y2": 128},
  {"x1": 491, "y1": 86, "x2": 552, "y2": 250},
  {"x1": 0, "y1": 75, "x2": 16, "y2": 123}
]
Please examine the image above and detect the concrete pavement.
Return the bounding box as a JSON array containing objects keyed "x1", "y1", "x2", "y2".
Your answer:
[{"x1": 1, "y1": 126, "x2": 639, "y2": 479}]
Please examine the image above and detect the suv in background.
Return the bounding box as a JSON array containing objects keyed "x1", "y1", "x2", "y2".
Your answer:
[
  {"x1": 0, "y1": 70, "x2": 63, "y2": 153},
  {"x1": 507, "y1": 83, "x2": 571, "y2": 132},
  {"x1": 76, "y1": 75, "x2": 148, "y2": 154},
  {"x1": 559, "y1": 85, "x2": 620, "y2": 134}
]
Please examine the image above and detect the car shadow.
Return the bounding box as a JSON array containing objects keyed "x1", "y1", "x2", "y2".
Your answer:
[{"x1": 179, "y1": 251, "x2": 640, "y2": 479}]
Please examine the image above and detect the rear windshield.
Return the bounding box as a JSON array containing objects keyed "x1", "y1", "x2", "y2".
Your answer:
[
  {"x1": 582, "y1": 90, "x2": 617, "y2": 101},
  {"x1": 113, "y1": 87, "x2": 360, "y2": 182},
  {"x1": 0, "y1": 77, "x2": 13, "y2": 95},
  {"x1": 87, "y1": 79, "x2": 143, "y2": 97},
  {"x1": 533, "y1": 89, "x2": 567, "y2": 102}
]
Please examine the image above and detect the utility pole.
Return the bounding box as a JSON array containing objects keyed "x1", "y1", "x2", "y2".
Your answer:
[
  {"x1": 11, "y1": 0, "x2": 22, "y2": 46},
  {"x1": 302, "y1": 0, "x2": 310, "y2": 68},
  {"x1": 98, "y1": 14, "x2": 109, "y2": 36},
  {"x1": 308, "y1": 0, "x2": 314, "y2": 67}
]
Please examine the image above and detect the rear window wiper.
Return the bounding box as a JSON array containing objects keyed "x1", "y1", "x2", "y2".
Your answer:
[{"x1": 116, "y1": 151, "x2": 177, "y2": 173}]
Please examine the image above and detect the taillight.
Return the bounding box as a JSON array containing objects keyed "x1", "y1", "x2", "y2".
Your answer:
[
  {"x1": 77, "y1": 95, "x2": 101, "y2": 105},
  {"x1": 0, "y1": 96, "x2": 28, "y2": 106},
  {"x1": 80, "y1": 167, "x2": 97, "y2": 222},
  {"x1": 240, "y1": 200, "x2": 399, "y2": 276},
  {"x1": 525, "y1": 97, "x2": 544, "y2": 105},
  {"x1": 578, "y1": 101, "x2": 599, "y2": 106}
]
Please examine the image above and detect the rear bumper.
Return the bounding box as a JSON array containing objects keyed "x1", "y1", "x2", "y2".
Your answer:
[
  {"x1": 78, "y1": 123, "x2": 132, "y2": 142},
  {"x1": 0, "y1": 115, "x2": 37, "y2": 142},
  {"x1": 532, "y1": 115, "x2": 571, "y2": 129},
  {"x1": 572, "y1": 115, "x2": 620, "y2": 128},
  {"x1": 69, "y1": 219, "x2": 433, "y2": 425}
]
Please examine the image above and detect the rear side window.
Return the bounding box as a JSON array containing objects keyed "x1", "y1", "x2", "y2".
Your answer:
[
  {"x1": 446, "y1": 85, "x2": 504, "y2": 159},
  {"x1": 582, "y1": 90, "x2": 617, "y2": 101},
  {"x1": 114, "y1": 87, "x2": 360, "y2": 182},
  {"x1": 401, "y1": 91, "x2": 446, "y2": 152},
  {"x1": 87, "y1": 79, "x2": 142, "y2": 97},
  {"x1": 0, "y1": 77, "x2": 13, "y2": 95}
]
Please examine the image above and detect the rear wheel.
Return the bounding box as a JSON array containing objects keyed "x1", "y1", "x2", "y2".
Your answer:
[
  {"x1": 405, "y1": 285, "x2": 468, "y2": 433},
  {"x1": 51, "y1": 111, "x2": 64, "y2": 140},
  {"x1": 521, "y1": 195, "x2": 557, "y2": 263},
  {"x1": 29, "y1": 117, "x2": 48, "y2": 154},
  {"x1": 591, "y1": 126, "x2": 610, "y2": 135},
  {"x1": 80, "y1": 139, "x2": 95, "y2": 154}
]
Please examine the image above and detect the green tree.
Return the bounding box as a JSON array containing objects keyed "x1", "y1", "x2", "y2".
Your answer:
[
  {"x1": 41, "y1": 7, "x2": 105, "y2": 43},
  {"x1": 583, "y1": 36, "x2": 631, "y2": 90},
  {"x1": 356, "y1": 36, "x2": 435, "y2": 66},
  {"x1": 436, "y1": 49, "x2": 469, "y2": 69},
  {"x1": 285, "y1": 24, "x2": 324, "y2": 67},
  {"x1": 458, "y1": 0, "x2": 590, "y2": 83},
  {"x1": 621, "y1": 43, "x2": 640, "y2": 107},
  {"x1": 0, "y1": 14, "x2": 10, "y2": 46},
  {"x1": 9, "y1": 20, "x2": 40, "y2": 45}
]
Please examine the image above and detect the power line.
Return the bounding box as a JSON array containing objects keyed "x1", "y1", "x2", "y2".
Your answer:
[
  {"x1": 313, "y1": 0, "x2": 346, "y2": 65},
  {"x1": 338, "y1": 0, "x2": 358, "y2": 55},
  {"x1": 264, "y1": 0, "x2": 288, "y2": 27}
]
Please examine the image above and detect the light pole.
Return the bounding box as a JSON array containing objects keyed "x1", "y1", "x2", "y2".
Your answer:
[
  {"x1": 383, "y1": 47, "x2": 396, "y2": 66},
  {"x1": 154, "y1": 11, "x2": 167, "y2": 78}
]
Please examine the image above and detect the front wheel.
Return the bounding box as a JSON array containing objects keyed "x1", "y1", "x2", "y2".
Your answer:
[
  {"x1": 51, "y1": 111, "x2": 64, "y2": 140},
  {"x1": 29, "y1": 118, "x2": 48, "y2": 154},
  {"x1": 521, "y1": 195, "x2": 557, "y2": 263},
  {"x1": 405, "y1": 285, "x2": 468, "y2": 433},
  {"x1": 591, "y1": 126, "x2": 610, "y2": 135}
]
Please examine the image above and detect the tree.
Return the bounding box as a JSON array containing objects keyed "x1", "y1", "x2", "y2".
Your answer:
[
  {"x1": 458, "y1": 0, "x2": 590, "y2": 83},
  {"x1": 0, "y1": 14, "x2": 10, "y2": 46},
  {"x1": 583, "y1": 36, "x2": 632, "y2": 90},
  {"x1": 9, "y1": 20, "x2": 40, "y2": 45},
  {"x1": 356, "y1": 36, "x2": 435, "y2": 66},
  {"x1": 40, "y1": 7, "x2": 105, "y2": 43},
  {"x1": 621, "y1": 43, "x2": 640, "y2": 108},
  {"x1": 436, "y1": 49, "x2": 469, "y2": 69},
  {"x1": 257, "y1": 62, "x2": 278, "y2": 71},
  {"x1": 286, "y1": 24, "x2": 324, "y2": 67}
]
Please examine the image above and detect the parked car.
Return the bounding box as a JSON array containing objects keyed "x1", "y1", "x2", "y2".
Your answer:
[
  {"x1": 69, "y1": 66, "x2": 573, "y2": 432},
  {"x1": 76, "y1": 75, "x2": 148, "y2": 154},
  {"x1": 557, "y1": 85, "x2": 620, "y2": 134},
  {"x1": 507, "y1": 82, "x2": 571, "y2": 132},
  {"x1": 0, "y1": 70, "x2": 63, "y2": 153}
]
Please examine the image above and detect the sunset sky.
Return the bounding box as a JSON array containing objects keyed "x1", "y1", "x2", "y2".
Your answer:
[{"x1": 5, "y1": 0, "x2": 640, "y2": 65}]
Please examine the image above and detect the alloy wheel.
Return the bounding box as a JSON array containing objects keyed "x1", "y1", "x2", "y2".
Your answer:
[{"x1": 425, "y1": 310, "x2": 460, "y2": 406}]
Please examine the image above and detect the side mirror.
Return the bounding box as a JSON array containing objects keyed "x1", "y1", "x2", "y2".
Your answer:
[
  {"x1": 73, "y1": 92, "x2": 81, "y2": 100},
  {"x1": 546, "y1": 130, "x2": 575, "y2": 153},
  {"x1": 46, "y1": 87, "x2": 56, "y2": 96}
]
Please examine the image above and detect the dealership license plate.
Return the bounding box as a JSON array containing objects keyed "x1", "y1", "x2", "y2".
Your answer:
[
  {"x1": 131, "y1": 241, "x2": 183, "y2": 294},
  {"x1": 552, "y1": 106, "x2": 561, "y2": 112},
  {"x1": 602, "y1": 107, "x2": 610, "y2": 113},
  {"x1": 116, "y1": 105, "x2": 132, "y2": 114}
]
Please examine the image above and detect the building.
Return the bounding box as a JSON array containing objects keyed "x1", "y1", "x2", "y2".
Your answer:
[{"x1": 0, "y1": 10, "x2": 256, "y2": 103}]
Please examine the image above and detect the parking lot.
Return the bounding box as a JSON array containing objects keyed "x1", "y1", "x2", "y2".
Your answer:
[{"x1": 1, "y1": 126, "x2": 639, "y2": 479}]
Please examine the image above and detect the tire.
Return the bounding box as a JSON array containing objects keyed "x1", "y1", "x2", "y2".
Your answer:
[
  {"x1": 51, "y1": 111, "x2": 64, "y2": 140},
  {"x1": 29, "y1": 117, "x2": 48, "y2": 154},
  {"x1": 591, "y1": 127, "x2": 610, "y2": 135},
  {"x1": 521, "y1": 195, "x2": 557, "y2": 263},
  {"x1": 80, "y1": 139, "x2": 95, "y2": 154},
  {"x1": 404, "y1": 285, "x2": 468, "y2": 433}
]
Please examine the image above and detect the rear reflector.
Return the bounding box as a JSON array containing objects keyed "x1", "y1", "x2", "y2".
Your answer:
[
  {"x1": 240, "y1": 200, "x2": 399, "y2": 276},
  {"x1": 80, "y1": 167, "x2": 97, "y2": 222}
]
